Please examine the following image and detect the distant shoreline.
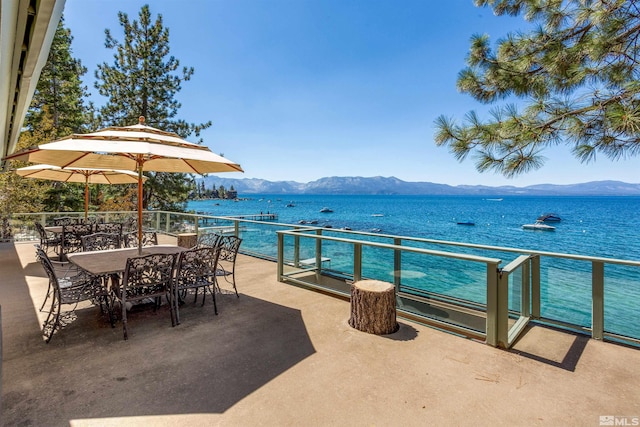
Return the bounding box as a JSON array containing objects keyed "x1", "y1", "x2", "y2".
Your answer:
[{"x1": 196, "y1": 176, "x2": 640, "y2": 197}]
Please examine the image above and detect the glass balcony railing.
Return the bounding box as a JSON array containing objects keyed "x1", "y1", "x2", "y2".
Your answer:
[{"x1": 8, "y1": 210, "x2": 640, "y2": 349}]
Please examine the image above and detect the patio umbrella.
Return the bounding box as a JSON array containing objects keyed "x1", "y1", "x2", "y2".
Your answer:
[
  {"x1": 5, "y1": 117, "x2": 243, "y2": 253},
  {"x1": 15, "y1": 164, "x2": 145, "y2": 220}
]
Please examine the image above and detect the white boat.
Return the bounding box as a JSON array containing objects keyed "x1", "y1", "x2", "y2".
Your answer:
[
  {"x1": 522, "y1": 222, "x2": 556, "y2": 231},
  {"x1": 320, "y1": 207, "x2": 333, "y2": 213}
]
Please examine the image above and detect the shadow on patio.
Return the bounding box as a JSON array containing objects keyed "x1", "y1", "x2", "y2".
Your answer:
[{"x1": 1, "y1": 241, "x2": 315, "y2": 425}]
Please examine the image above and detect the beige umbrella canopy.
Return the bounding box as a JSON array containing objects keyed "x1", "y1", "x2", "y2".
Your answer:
[
  {"x1": 5, "y1": 117, "x2": 243, "y2": 252},
  {"x1": 15, "y1": 165, "x2": 144, "y2": 220}
]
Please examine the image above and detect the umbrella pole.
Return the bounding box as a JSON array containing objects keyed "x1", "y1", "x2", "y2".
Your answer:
[
  {"x1": 84, "y1": 180, "x2": 89, "y2": 221},
  {"x1": 137, "y1": 160, "x2": 144, "y2": 255}
]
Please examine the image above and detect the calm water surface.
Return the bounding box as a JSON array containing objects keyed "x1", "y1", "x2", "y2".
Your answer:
[
  {"x1": 189, "y1": 195, "x2": 640, "y2": 339},
  {"x1": 190, "y1": 195, "x2": 640, "y2": 260}
]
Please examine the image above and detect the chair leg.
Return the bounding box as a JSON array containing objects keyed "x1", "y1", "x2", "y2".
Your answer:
[
  {"x1": 172, "y1": 288, "x2": 180, "y2": 326},
  {"x1": 122, "y1": 298, "x2": 129, "y2": 340},
  {"x1": 104, "y1": 294, "x2": 116, "y2": 328},
  {"x1": 231, "y1": 274, "x2": 239, "y2": 298},
  {"x1": 43, "y1": 295, "x2": 61, "y2": 343},
  {"x1": 211, "y1": 286, "x2": 218, "y2": 315},
  {"x1": 39, "y1": 281, "x2": 53, "y2": 311}
]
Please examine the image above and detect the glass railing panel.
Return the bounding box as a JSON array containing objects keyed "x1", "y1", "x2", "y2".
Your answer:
[
  {"x1": 318, "y1": 238, "x2": 357, "y2": 278},
  {"x1": 359, "y1": 245, "x2": 396, "y2": 282},
  {"x1": 279, "y1": 232, "x2": 319, "y2": 266},
  {"x1": 604, "y1": 264, "x2": 640, "y2": 340},
  {"x1": 238, "y1": 221, "x2": 292, "y2": 260},
  {"x1": 398, "y1": 251, "x2": 488, "y2": 306},
  {"x1": 538, "y1": 257, "x2": 592, "y2": 329},
  {"x1": 507, "y1": 263, "x2": 523, "y2": 314}
]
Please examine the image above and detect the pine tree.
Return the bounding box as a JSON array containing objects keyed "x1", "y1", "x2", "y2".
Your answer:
[
  {"x1": 94, "y1": 5, "x2": 212, "y2": 212},
  {"x1": 434, "y1": 0, "x2": 640, "y2": 177},
  {"x1": 25, "y1": 18, "x2": 91, "y2": 138},
  {"x1": 2, "y1": 18, "x2": 92, "y2": 232}
]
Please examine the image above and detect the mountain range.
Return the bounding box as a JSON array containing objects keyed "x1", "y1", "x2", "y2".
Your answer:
[{"x1": 197, "y1": 175, "x2": 640, "y2": 196}]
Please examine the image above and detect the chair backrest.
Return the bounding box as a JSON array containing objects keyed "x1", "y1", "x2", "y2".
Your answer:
[
  {"x1": 61, "y1": 223, "x2": 94, "y2": 255},
  {"x1": 218, "y1": 235, "x2": 242, "y2": 262},
  {"x1": 83, "y1": 216, "x2": 104, "y2": 225},
  {"x1": 53, "y1": 216, "x2": 78, "y2": 226},
  {"x1": 82, "y1": 232, "x2": 121, "y2": 251},
  {"x1": 123, "y1": 216, "x2": 137, "y2": 232},
  {"x1": 36, "y1": 246, "x2": 58, "y2": 285},
  {"x1": 123, "y1": 230, "x2": 158, "y2": 248},
  {"x1": 96, "y1": 222, "x2": 123, "y2": 237},
  {"x1": 197, "y1": 232, "x2": 221, "y2": 249},
  {"x1": 121, "y1": 253, "x2": 176, "y2": 300},
  {"x1": 174, "y1": 246, "x2": 221, "y2": 289},
  {"x1": 36, "y1": 245, "x2": 101, "y2": 304},
  {"x1": 34, "y1": 222, "x2": 47, "y2": 242}
]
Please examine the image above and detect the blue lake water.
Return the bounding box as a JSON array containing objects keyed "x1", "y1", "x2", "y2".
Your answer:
[
  {"x1": 188, "y1": 195, "x2": 640, "y2": 339},
  {"x1": 190, "y1": 194, "x2": 640, "y2": 259}
]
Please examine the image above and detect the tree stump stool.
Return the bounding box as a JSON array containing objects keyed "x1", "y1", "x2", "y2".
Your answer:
[
  {"x1": 177, "y1": 233, "x2": 197, "y2": 248},
  {"x1": 349, "y1": 280, "x2": 399, "y2": 335}
]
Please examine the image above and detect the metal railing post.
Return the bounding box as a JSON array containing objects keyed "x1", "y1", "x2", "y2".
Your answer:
[
  {"x1": 486, "y1": 262, "x2": 503, "y2": 347},
  {"x1": 522, "y1": 258, "x2": 531, "y2": 318},
  {"x1": 277, "y1": 232, "x2": 284, "y2": 281},
  {"x1": 531, "y1": 255, "x2": 541, "y2": 319},
  {"x1": 294, "y1": 233, "x2": 300, "y2": 267},
  {"x1": 315, "y1": 229, "x2": 322, "y2": 281},
  {"x1": 354, "y1": 242, "x2": 362, "y2": 282},
  {"x1": 394, "y1": 237, "x2": 401, "y2": 292},
  {"x1": 592, "y1": 261, "x2": 604, "y2": 340},
  {"x1": 234, "y1": 220, "x2": 239, "y2": 237}
]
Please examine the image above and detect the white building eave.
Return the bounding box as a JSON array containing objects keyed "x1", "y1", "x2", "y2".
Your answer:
[{"x1": 0, "y1": 0, "x2": 65, "y2": 169}]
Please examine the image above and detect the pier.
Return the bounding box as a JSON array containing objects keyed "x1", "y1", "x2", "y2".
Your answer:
[
  {"x1": 196, "y1": 212, "x2": 278, "y2": 223},
  {"x1": 220, "y1": 213, "x2": 278, "y2": 221}
]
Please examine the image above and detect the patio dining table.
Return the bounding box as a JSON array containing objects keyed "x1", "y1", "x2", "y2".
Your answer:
[
  {"x1": 67, "y1": 245, "x2": 185, "y2": 277},
  {"x1": 44, "y1": 225, "x2": 63, "y2": 234}
]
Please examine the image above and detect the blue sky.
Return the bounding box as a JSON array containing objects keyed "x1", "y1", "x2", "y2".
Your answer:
[{"x1": 63, "y1": 0, "x2": 639, "y2": 186}]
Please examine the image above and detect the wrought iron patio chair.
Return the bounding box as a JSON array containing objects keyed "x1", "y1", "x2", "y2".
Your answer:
[
  {"x1": 122, "y1": 216, "x2": 137, "y2": 232},
  {"x1": 215, "y1": 235, "x2": 242, "y2": 297},
  {"x1": 96, "y1": 222, "x2": 123, "y2": 240},
  {"x1": 60, "y1": 223, "x2": 94, "y2": 260},
  {"x1": 197, "y1": 232, "x2": 222, "y2": 249},
  {"x1": 82, "y1": 232, "x2": 121, "y2": 252},
  {"x1": 53, "y1": 216, "x2": 78, "y2": 226},
  {"x1": 34, "y1": 244, "x2": 79, "y2": 312},
  {"x1": 117, "y1": 252, "x2": 177, "y2": 340},
  {"x1": 123, "y1": 230, "x2": 158, "y2": 248},
  {"x1": 36, "y1": 246, "x2": 111, "y2": 343},
  {"x1": 35, "y1": 222, "x2": 61, "y2": 257},
  {"x1": 173, "y1": 246, "x2": 220, "y2": 325},
  {"x1": 83, "y1": 216, "x2": 103, "y2": 225}
]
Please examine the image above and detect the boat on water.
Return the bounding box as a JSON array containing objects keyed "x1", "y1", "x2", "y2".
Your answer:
[
  {"x1": 298, "y1": 220, "x2": 318, "y2": 225},
  {"x1": 456, "y1": 220, "x2": 475, "y2": 226},
  {"x1": 522, "y1": 222, "x2": 556, "y2": 231},
  {"x1": 537, "y1": 212, "x2": 561, "y2": 222},
  {"x1": 371, "y1": 214, "x2": 384, "y2": 217},
  {"x1": 320, "y1": 207, "x2": 333, "y2": 213}
]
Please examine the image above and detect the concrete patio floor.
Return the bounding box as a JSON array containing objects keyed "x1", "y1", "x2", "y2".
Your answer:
[{"x1": 1, "y1": 238, "x2": 639, "y2": 426}]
